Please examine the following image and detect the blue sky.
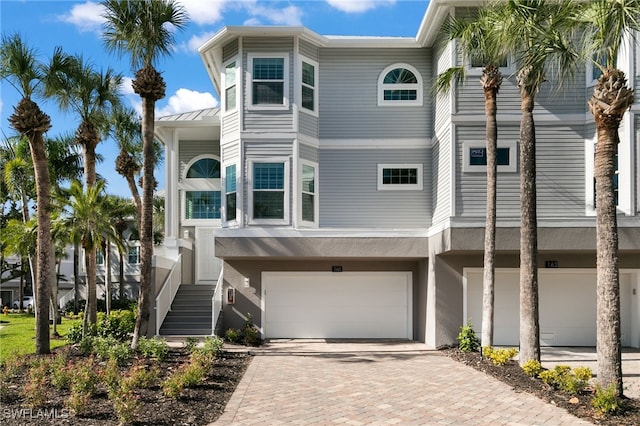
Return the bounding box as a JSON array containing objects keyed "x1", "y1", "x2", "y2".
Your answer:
[{"x1": 1, "y1": 0, "x2": 428, "y2": 198}]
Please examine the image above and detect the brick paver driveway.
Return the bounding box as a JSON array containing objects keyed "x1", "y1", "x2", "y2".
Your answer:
[{"x1": 213, "y1": 340, "x2": 589, "y2": 425}]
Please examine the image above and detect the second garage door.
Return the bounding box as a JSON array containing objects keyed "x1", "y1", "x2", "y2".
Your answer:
[{"x1": 262, "y1": 271, "x2": 412, "y2": 339}]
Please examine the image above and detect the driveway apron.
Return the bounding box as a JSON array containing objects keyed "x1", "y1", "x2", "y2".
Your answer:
[{"x1": 213, "y1": 340, "x2": 589, "y2": 425}]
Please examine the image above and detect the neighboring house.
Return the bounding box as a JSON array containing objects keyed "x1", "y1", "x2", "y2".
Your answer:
[
  {"x1": 153, "y1": 0, "x2": 640, "y2": 348},
  {"x1": 1, "y1": 242, "x2": 141, "y2": 310}
]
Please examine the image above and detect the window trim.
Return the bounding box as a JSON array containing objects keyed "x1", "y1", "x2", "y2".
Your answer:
[
  {"x1": 466, "y1": 55, "x2": 514, "y2": 76},
  {"x1": 377, "y1": 63, "x2": 423, "y2": 107},
  {"x1": 247, "y1": 53, "x2": 289, "y2": 111},
  {"x1": 127, "y1": 245, "x2": 140, "y2": 265},
  {"x1": 299, "y1": 159, "x2": 319, "y2": 227},
  {"x1": 222, "y1": 58, "x2": 239, "y2": 114},
  {"x1": 298, "y1": 56, "x2": 319, "y2": 116},
  {"x1": 462, "y1": 140, "x2": 518, "y2": 173},
  {"x1": 248, "y1": 158, "x2": 290, "y2": 225},
  {"x1": 180, "y1": 154, "x2": 222, "y2": 226},
  {"x1": 222, "y1": 163, "x2": 240, "y2": 226},
  {"x1": 377, "y1": 163, "x2": 424, "y2": 191}
]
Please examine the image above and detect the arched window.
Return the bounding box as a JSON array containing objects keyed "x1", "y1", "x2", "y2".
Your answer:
[
  {"x1": 181, "y1": 156, "x2": 221, "y2": 222},
  {"x1": 378, "y1": 63, "x2": 423, "y2": 106},
  {"x1": 186, "y1": 158, "x2": 220, "y2": 178}
]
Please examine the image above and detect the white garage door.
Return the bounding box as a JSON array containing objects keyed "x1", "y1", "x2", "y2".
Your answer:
[
  {"x1": 465, "y1": 269, "x2": 632, "y2": 346},
  {"x1": 262, "y1": 271, "x2": 412, "y2": 339}
]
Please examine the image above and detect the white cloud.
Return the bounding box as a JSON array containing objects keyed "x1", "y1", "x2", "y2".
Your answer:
[
  {"x1": 181, "y1": 0, "x2": 228, "y2": 26},
  {"x1": 120, "y1": 77, "x2": 136, "y2": 96},
  {"x1": 187, "y1": 31, "x2": 218, "y2": 52},
  {"x1": 250, "y1": 4, "x2": 303, "y2": 26},
  {"x1": 59, "y1": 1, "x2": 105, "y2": 33},
  {"x1": 155, "y1": 88, "x2": 219, "y2": 117},
  {"x1": 325, "y1": 0, "x2": 396, "y2": 13}
]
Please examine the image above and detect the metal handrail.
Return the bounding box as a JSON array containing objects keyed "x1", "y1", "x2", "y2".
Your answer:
[
  {"x1": 155, "y1": 254, "x2": 182, "y2": 336},
  {"x1": 212, "y1": 265, "x2": 224, "y2": 335}
]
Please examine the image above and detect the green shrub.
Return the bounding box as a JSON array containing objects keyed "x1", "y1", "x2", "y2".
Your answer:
[
  {"x1": 457, "y1": 323, "x2": 480, "y2": 352},
  {"x1": 137, "y1": 337, "x2": 169, "y2": 361},
  {"x1": 224, "y1": 328, "x2": 242, "y2": 343},
  {"x1": 201, "y1": 336, "x2": 224, "y2": 358},
  {"x1": 183, "y1": 336, "x2": 199, "y2": 353},
  {"x1": 484, "y1": 347, "x2": 518, "y2": 366},
  {"x1": 91, "y1": 336, "x2": 132, "y2": 365},
  {"x1": 66, "y1": 357, "x2": 100, "y2": 415},
  {"x1": 22, "y1": 358, "x2": 49, "y2": 407},
  {"x1": 521, "y1": 359, "x2": 543, "y2": 377},
  {"x1": 66, "y1": 323, "x2": 84, "y2": 344},
  {"x1": 127, "y1": 362, "x2": 159, "y2": 389},
  {"x1": 98, "y1": 309, "x2": 135, "y2": 340},
  {"x1": 161, "y1": 374, "x2": 184, "y2": 399},
  {"x1": 538, "y1": 365, "x2": 592, "y2": 395},
  {"x1": 592, "y1": 383, "x2": 621, "y2": 415},
  {"x1": 49, "y1": 352, "x2": 73, "y2": 390}
]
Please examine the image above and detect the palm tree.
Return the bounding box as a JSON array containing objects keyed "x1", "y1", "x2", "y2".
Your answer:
[
  {"x1": 488, "y1": 0, "x2": 579, "y2": 364},
  {"x1": 101, "y1": 0, "x2": 189, "y2": 348},
  {"x1": 436, "y1": 10, "x2": 505, "y2": 348},
  {"x1": 112, "y1": 106, "x2": 143, "y2": 215},
  {"x1": 46, "y1": 54, "x2": 122, "y2": 326},
  {"x1": 58, "y1": 180, "x2": 122, "y2": 335},
  {"x1": 578, "y1": 0, "x2": 640, "y2": 396},
  {"x1": 2, "y1": 219, "x2": 37, "y2": 314},
  {"x1": 1, "y1": 33, "x2": 71, "y2": 354}
]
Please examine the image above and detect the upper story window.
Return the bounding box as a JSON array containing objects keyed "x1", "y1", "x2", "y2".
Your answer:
[
  {"x1": 181, "y1": 155, "x2": 222, "y2": 224},
  {"x1": 377, "y1": 164, "x2": 423, "y2": 191},
  {"x1": 587, "y1": 52, "x2": 610, "y2": 86},
  {"x1": 300, "y1": 160, "x2": 318, "y2": 226},
  {"x1": 300, "y1": 56, "x2": 318, "y2": 115},
  {"x1": 249, "y1": 159, "x2": 290, "y2": 225},
  {"x1": 462, "y1": 141, "x2": 517, "y2": 173},
  {"x1": 249, "y1": 54, "x2": 289, "y2": 109},
  {"x1": 223, "y1": 60, "x2": 237, "y2": 112},
  {"x1": 378, "y1": 63, "x2": 423, "y2": 107},
  {"x1": 224, "y1": 164, "x2": 238, "y2": 223},
  {"x1": 128, "y1": 246, "x2": 140, "y2": 265}
]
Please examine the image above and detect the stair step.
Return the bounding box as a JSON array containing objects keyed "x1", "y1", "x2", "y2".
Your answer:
[
  {"x1": 158, "y1": 284, "x2": 217, "y2": 337},
  {"x1": 159, "y1": 328, "x2": 212, "y2": 336}
]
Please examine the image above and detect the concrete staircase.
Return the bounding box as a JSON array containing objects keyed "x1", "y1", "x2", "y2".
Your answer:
[{"x1": 159, "y1": 284, "x2": 215, "y2": 336}]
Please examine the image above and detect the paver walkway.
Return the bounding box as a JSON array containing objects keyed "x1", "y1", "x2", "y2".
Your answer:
[{"x1": 213, "y1": 340, "x2": 590, "y2": 425}]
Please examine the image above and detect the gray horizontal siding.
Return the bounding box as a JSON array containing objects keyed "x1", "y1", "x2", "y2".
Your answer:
[
  {"x1": 179, "y1": 140, "x2": 221, "y2": 178},
  {"x1": 455, "y1": 124, "x2": 586, "y2": 218},
  {"x1": 318, "y1": 48, "x2": 432, "y2": 139},
  {"x1": 223, "y1": 39, "x2": 239, "y2": 62},
  {"x1": 299, "y1": 143, "x2": 318, "y2": 163},
  {"x1": 298, "y1": 111, "x2": 318, "y2": 137},
  {"x1": 299, "y1": 39, "x2": 319, "y2": 62},
  {"x1": 221, "y1": 142, "x2": 240, "y2": 163},
  {"x1": 318, "y1": 148, "x2": 431, "y2": 228},
  {"x1": 431, "y1": 127, "x2": 452, "y2": 224},
  {"x1": 242, "y1": 37, "x2": 294, "y2": 131},
  {"x1": 222, "y1": 110, "x2": 240, "y2": 135}
]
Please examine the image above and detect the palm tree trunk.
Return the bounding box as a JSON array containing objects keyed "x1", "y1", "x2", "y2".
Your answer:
[
  {"x1": 73, "y1": 242, "x2": 79, "y2": 314},
  {"x1": 29, "y1": 131, "x2": 53, "y2": 354},
  {"x1": 594, "y1": 125, "x2": 623, "y2": 395},
  {"x1": 519, "y1": 92, "x2": 540, "y2": 364},
  {"x1": 18, "y1": 260, "x2": 25, "y2": 313},
  {"x1": 132, "y1": 95, "x2": 156, "y2": 349},
  {"x1": 125, "y1": 174, "x2": 142, "y2": 216},
  {"x1": 119, "y1": 250, "x2": 125, "y2": 301},
  {"x1": 84, "y1": 144, "x2": 98, "y2": 326},
  {"x1": 481, "y1": 85, "x2": 498, "y2": 348},
  {"x1": 82, "y1": 246, "x2": 97, "y2": 335},
  {"x1": 105, "y1": 240, "x2": 112, "y2": 315}
]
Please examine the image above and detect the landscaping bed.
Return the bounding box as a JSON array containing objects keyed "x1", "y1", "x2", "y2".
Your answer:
[
  {"x1": 0, "y1": 345, "x2": 251, "y2": 425},
  {"x1": 443, "y1": 347, "x2": 640, "y2": 425}
]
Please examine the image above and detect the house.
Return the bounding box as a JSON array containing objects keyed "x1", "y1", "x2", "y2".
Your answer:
[{"x1": 152, "y1": 0, "x2": 640, "y2": 348}]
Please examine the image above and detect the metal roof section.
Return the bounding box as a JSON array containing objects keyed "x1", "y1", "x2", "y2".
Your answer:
[{"x1": 156, "y1": 107, "x2": 220, "y2": 124}]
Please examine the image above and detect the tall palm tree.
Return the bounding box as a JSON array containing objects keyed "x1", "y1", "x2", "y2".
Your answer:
[
  {"x1": 436, "y1": 10, "x2": 505, "y2": 348},
  {"x1": 578, "y1": 0, "x2": 640, "y2": 396},
  {"x1": 46, "y1": 54, "x2": 122, "y2": 326},
  {"x1": 488, "y1": 0, "x2": 579, "y2": 364},
  {"x1": 58, "y1": 180, "x2": 122, "y2": 335},
  {"x1": 111, "y1": 106, "x2": 143, "y2": 215},
  {"x1": 101, "y1": 0, "x2": 189, "y2": 348},
  {"x1": 1, "y1": 33, "x2": 71, "y2": 354}
]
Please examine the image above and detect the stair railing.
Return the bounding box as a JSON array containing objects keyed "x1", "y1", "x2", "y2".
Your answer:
[
  {"x1": 212, "y1": 265, "x2": 224, "y2": 335},
  {"x1": 155, "y1": 254, "x2": 182, "y2": 336}
]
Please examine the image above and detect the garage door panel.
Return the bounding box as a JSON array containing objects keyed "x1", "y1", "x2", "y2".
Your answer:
[
  {"x1": 466, "y1": 269, "x2": 632, "y2": 347},
  {"x1": 263, "y1": 271, "x2": 411, "y2": 339}
]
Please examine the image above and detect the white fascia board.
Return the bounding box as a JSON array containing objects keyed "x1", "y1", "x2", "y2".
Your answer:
[
  {"x1": 213, "y1": 227, "x2": 429, "y2": 238},
  {"x1": 416, "y1": 0, "x2": 488, "y2": 47},
  {"x1": 324, "y1": 36, "x2": 419, "y2": 49}
]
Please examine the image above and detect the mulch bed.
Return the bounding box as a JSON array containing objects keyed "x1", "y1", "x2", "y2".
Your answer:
[
  {"x1": 443, "y1": 347, "x2": 640, "y2": 425},
  {"x1": 0, "y1": 347, "x2": 252, "y2": 425}
]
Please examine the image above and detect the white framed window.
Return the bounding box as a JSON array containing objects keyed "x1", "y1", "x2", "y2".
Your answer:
[
  {"x1": 180, "y1": 155, "x2": 222, "y2": 226},
  {"x1": 467, "y1": 56, "x2": 513, "y2": 76},
  {"x1": 249, "y1": 159, "x2": 290, "y2": 225},
  {"x1": 96, "y1": 249, "x2": 105, "y2": 265},
  {"x1": 378, "y1": 63, "x2": 423, "y2": 106},
  {"x1": 223, "y1": 163, "x2": 239, "y2": 225},
  {"x1": 377, "y1": 164, "x2": 423, "y2": 191},
  {"x1": 462, "y1": 140, "x2": 517, "y2": 173},
  {"x1": 222, "y1": 59, "x2": 238, "y2": 112},
  {"x1": 299, "y1": 56, "x2": 318, "y2": 115},
  {"x1": 586, "y1": 52, "x2": 610, "y2": 86},
  {"x1": 248, "y1": 53, "x2": 289, "y2": 110},
  {"x1": 299, "y1": 160, "x2": 318, "y2": 227},
  {"x1": 127, "y1": 246, "x2": 140, "y2": 265}
]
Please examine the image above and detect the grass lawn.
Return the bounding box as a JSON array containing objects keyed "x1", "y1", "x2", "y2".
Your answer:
[{"x1": 0, "y1": 312, "x2": 81, "y2": 363}]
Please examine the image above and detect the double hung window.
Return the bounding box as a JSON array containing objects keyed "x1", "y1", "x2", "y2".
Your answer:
[{"x1": 250, "y1": 54, "x2": 289, "y2": 108}]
